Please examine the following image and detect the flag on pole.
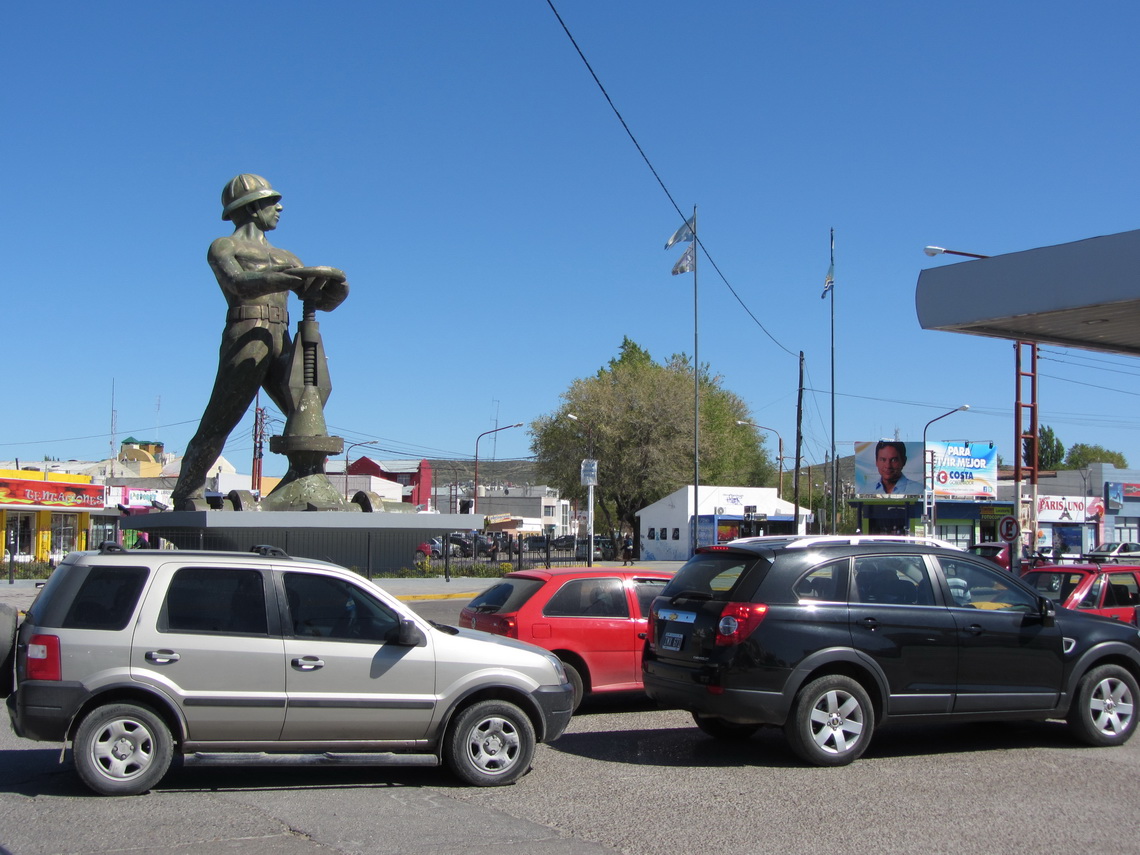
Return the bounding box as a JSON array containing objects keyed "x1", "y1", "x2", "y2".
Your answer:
[
  {"x1": 820, "y1": 229, "x2": 835, "y2": 299},
  {"x1": 672, "y1": 243, "x2": 695, "y2": 275},
  {"x1": 664, "y1": 215, "x2": 695, "y2": 250},
  {"x1": 820, "y1": 263, "x2": 834, "y2": 299}
]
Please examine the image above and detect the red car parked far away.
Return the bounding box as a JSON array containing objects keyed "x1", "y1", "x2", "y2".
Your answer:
[{"x1": 1022, "y1": 563, "x2": 1140, "y2": 625}]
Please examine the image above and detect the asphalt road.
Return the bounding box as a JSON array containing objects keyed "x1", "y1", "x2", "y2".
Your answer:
[{"x1": 2, "y1": 595, "x2": 1138, "y2": 854}]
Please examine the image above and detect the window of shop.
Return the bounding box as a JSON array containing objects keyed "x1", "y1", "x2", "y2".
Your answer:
[
  {"x1": 5, "y1": 512, "x2": 35, "y2": 560},
  {"x1": 1112, "y1": 518, "x2": 1138, "y2": 542},
  {"x1": 936, "y1": 525, "x2": 973, "y2": 548},
  {"x1": 90, "y1": 516, "x2": 118, "y2": 548},
  {"x1": 50, "y1": 513, "x2": 78, "y2": 562}
]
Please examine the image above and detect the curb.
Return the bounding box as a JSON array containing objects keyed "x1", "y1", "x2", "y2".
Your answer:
[{"x1": 398, "y1": 592, "x2": 481, "y2": 602}]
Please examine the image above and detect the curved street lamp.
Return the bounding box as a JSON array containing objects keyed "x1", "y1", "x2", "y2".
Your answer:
[
  {"x1": 736, "y1": 420, "x2": 785, "y2": 499},
  {"x1": 923, "y1": 246, "x2": 989, "y2": 259},
  {"x1": 344, "y1": 440, "x2": 379, "y2": 500},
  {"x1": 922, "y1": 405, "x2": 970, "y2": 535},
  {"x1": 474, "y1": 423, "x2": 524, "y2": 513}
]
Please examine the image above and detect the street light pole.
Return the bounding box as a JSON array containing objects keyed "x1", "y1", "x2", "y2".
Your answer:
[
  {"x1": 474, "y1": 423, "x2": 524, "y2": 514},
  {"x1": 344, "y1": 440, "x2": 379, "y2": 500},
  {"x1": 736, "y1": 420, "x2": 784, "y2": 499},
  {"x1": 922, "y1": 405, "x2": 969, "y2": 536},
  {"x1": 924, "y1": 242, "x2": 1042, "y2": 551}
]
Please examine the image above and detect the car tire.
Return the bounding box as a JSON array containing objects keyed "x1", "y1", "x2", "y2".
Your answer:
[
  {"x1": 561, "y1": 660, "x2": 584, "y2": 712},
  {"x1": 1066, "y1": 664, "x2": 1138, "y2": 747},
  {"x1": 0, "y1": 603, "x2": 18, "y2": 699},
  {"x1": 74, "y1": 703, "x2": 174, "y2": 796},
  {"x1": 692, "y1": 713, "x2": 760, "y2": 741},
  {"x1": 444, "y1": 700, "x2": 535, "y2": 786},
  {"x1": 784, "y1": 674, "x2": 873, "y2": 766}
]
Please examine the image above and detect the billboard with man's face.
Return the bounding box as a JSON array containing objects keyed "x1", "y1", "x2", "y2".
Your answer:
[
  {"x1": 854, "y1": 440, "x2": 998, "y2": 499},
  {"x1": 854, "y1": 441, "x2": 924, "y2": 496}
]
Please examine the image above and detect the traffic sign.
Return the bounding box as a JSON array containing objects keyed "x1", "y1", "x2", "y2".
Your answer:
[{"x1": 998, "y1": 515, "x2": 1020, "y2": 543}]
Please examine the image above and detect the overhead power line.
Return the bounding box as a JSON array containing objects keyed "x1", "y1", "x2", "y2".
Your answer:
[{"x1": 545, "y1": 0, "x2": 797, "y2": 359}]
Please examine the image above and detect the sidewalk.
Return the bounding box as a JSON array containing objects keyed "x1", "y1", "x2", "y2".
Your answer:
[{"x1": 0, "y1": 561, "x2": 684, "y2": 614}]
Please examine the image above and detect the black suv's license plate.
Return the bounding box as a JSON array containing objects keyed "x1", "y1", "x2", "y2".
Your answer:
[{"x1": 661, "y1": 632, "x2": 684, "y2": 652}]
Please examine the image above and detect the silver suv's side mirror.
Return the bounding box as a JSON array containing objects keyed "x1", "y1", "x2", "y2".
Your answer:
[{"x1": 395, "y1": 618, "x2": 426, "y2": 647}]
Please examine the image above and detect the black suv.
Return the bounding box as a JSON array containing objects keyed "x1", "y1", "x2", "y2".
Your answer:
[{"x1": 643, "y1": 536, "x2": 1140, "y2": 766}]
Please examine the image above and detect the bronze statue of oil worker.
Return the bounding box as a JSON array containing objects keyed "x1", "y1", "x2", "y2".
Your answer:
[{"x1": 172, "y1": 174, "x2": 348, "y2": 510}]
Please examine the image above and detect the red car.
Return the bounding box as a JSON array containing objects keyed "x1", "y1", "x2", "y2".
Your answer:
[
  {"x1": 1022, "y1": 563, "x2": 1140, "y2": 625},
  {"x1": 460, "y1": 567, "x2": 674, "y2": 710},
  {"x1": 966, "y1": 541, "x2": 1048, "y2": 571}
]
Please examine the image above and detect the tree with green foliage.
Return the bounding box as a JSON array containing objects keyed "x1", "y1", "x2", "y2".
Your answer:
[
  {"x1": 530, "y1": 337, "x2": 774, "y2": 538},
  {"x1": 1027, "y1": 425, "x2": 1065, "y2": 470},
  {"x1": 1064, "y1": 443, "x2": 1128, "y2": 469}
]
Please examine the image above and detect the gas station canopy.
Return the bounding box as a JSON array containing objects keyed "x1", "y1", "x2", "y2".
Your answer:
[{"x1": 916, "y1": 229, "x2": 1140, "y2": 356}]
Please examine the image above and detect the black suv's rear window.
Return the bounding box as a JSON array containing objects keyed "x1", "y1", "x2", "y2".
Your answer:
[
  {"x1": 660, "y1": 552, "x2": 764, "y2": 602},
  {"x1": 61, "y1": 566, "x2": 149, "y2": 631},
  {"x1": 466, "y1": 578, "x2": 545, "y2": 614}
]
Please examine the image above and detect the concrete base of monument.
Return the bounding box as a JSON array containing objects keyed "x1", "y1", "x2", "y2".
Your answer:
[{"x1": 122, "y1": 511, "x2": 486, "y2": 576}]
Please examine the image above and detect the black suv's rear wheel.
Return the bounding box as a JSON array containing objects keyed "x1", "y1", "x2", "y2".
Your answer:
[
  {"x1": 444, "y1": 700, "x2": 535, "y2": 786},
  {"x1": 74, "y1": 703, "x2": 173, "y2": 795},
  {"x1": 692, "y1": 713, "x2": 760, "y2": 741},
  {"x1": 785, "y1": 675, "x2": 873, "y2": 766},
  {"x1": 1067, "y1": 664, "x2": 1137, "y2": 747}
]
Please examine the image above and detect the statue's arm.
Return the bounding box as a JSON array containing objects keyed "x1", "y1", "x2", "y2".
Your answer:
[{"x1": 209, "y1": 237, "x2": 302, "y2": 300}]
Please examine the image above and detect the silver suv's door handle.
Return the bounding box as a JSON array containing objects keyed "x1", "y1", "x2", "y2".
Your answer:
[
  {"x1": 145, "y1": 650, "x2": 180, "y2": 664},
  {"x1": 291, "y1": 656, "x2": 325, "y2": 671}
]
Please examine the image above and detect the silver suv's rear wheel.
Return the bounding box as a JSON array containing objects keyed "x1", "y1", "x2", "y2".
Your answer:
[
  {"x1": 74, "y1": 703, "x2": 173, "y2": 795},
  {"x1": 444, "y1": 700, "x2": 534, "y2": 786},
  {"x1": 1067, "y1": 664, "x2": 1137, "y2": 746},
  {"x1": 785, "y1": 675, "x2": 873, "y2": 766},
  {"x1": 0, "y1": 603, "x2": 17, "y2": 698}
]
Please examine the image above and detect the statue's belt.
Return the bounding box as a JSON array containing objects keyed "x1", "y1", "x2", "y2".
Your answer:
[{"x1": 227, "y1": 305, "x2": 289, "y2": 324}]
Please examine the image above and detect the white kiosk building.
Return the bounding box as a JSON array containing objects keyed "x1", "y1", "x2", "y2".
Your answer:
[{"x1": 636, "y1": 485, "x2": 810, "y2": 561}]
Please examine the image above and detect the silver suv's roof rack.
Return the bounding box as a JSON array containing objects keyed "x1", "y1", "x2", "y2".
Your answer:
[{"x1": 728, "y1": 534, "x2": 964, "y2": 551}]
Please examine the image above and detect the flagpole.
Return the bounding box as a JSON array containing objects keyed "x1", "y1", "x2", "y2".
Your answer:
[
  {"x1": 663, "y1": 209, "x2": 700, "y2": 554},
  {"x1": 692, "y1": 205, "x2": 699, "y2": 556}
]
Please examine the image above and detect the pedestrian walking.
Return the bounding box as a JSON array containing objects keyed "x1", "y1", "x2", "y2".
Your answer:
[{"x1": 622, "y1": 535, "x2": 634, "y2": 565}]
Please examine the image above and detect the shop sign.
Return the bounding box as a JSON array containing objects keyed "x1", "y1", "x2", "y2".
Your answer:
[
  {"x1": 1036, "y1": 494, "x2": 1100, "y2": 523},
  {"x1": 1106, "y1": 482, "x2": 1140, "y2": 509},
  {"x1": 0, "y1": 477, "x2": 105, "y2": 509}
]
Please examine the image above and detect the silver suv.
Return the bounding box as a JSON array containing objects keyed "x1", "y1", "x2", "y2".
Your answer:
[{"x1": 5, "y1": 543, "x2": 573, "y2": 795}]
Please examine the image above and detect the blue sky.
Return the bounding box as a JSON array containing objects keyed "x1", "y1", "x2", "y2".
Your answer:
[{"x1": 5, "y1": 1, "x2": 1139, "y2": 478}]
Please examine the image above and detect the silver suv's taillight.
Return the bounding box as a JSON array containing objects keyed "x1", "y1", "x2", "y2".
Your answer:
[{"x1": 26, "y1": 634, "x2": 61, "y2": 681}]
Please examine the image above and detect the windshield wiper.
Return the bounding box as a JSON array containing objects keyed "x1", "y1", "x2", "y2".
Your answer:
[{"x1": 429, "y1": 619, "x2": 458, "y2": 635}]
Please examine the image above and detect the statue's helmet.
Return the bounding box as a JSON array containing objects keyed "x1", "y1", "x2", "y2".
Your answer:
[{"x1": 221, "y1": 174, "x2": 281, "y2": 221}]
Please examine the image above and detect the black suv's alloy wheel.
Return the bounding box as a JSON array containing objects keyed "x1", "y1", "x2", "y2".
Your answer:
[
  {"x1": 785, "y1": 675, "x2": 873, "y2": 766},
  {"x1": 1067, "y1": 664, "x2": 1138, "y2": 747}
]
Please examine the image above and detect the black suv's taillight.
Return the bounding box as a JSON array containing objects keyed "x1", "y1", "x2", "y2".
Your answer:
[{"x1": 716, "y1": 603, "x2": 768, "y2": 646}]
